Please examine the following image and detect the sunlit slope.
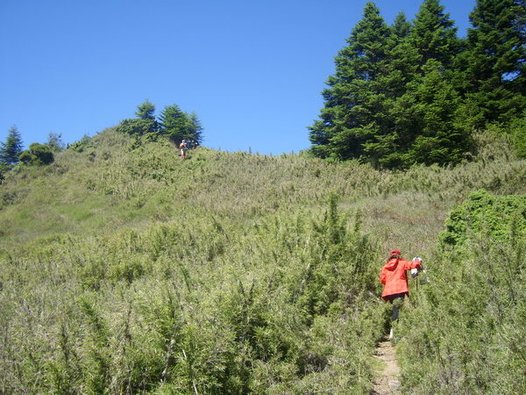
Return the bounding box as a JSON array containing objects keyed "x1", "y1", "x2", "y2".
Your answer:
[
  {"x1": 1, "y1": 129, "x2": 526, "y2": 393},
  {"x1": 1, "y1": 129, "x2": 524, "y2": 254}
]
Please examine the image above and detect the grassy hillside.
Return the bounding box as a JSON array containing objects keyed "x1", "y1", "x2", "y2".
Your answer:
[{"x1": 1, "y1": 129, "x2": 525, "y2": 393}]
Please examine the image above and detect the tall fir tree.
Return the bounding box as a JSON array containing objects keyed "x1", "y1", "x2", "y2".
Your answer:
[
  {"x1": 391, "y1": 12, "x2": 411, "y2": 39},
  {"x1": 408, "y1": 0, "x2": 460, "y2": 69},
  {"x1": 309, "y1": 2, "x2": 393, "y2": 163},
  {"x1": 460, "y1": 0, "x2": 526, "y2": 128},
  {"x1": 310, "y1": 1, "x2": 474, "y2": 168},
  {"x1": 0, "y1": 125, "x2": 23, "y2": 165},
  {"x1": 372, "y1": 13, "x2": 422, "y2": 168},
  {"x1": 387, "y1": 12, "x2": 419, "y2": 95},
  {"x1": 405, "y1": 60, "x2": 472, "y2": 165},
  {"x1": 392, "y1": 0, "x2": 472, "y2": 166}
]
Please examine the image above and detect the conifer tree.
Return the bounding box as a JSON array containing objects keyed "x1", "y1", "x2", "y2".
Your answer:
[
  {"x1": 374, "y1": 13, "x2": 421, "y2": 167},
  {"x1": 405, "y1": 60, "x2": 472, "y2": 165},
  {"x1": 310, "y1": 1, "x2": 473, "y2": 168},
  {"x1": 408, "y1": 0, "x2": 460, "y2": 69},
  {"x1": 391, "y1": 12, "x2": 411, "y2": 39},
  {"x1": 461, "y1": 0, "x2": 526, "y2": 127},
  {"x1": 392, "y1": 0, "x2": 472, "y2": 166},
  {"x1": 159, "y1": 105, "x2": 203, "y2": 146},
  {"x1": 388, "y1": 12, "x2": 419, "y2": 94},
  {"x1": 136, "y1": 100, "x2": 156, "y2": 120},
  {"x1": 116, "y1": 101, "x2": 158, "y2": 136},
  {"x1": 0, "y1": 125, "x2": 23, "y2": 165},
  {"x1": 309, "y1": 2, "x2": 393, "y2": 162}
]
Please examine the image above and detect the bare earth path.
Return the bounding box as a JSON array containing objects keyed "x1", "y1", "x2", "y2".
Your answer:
[{"x1": 372, "y1": 340, "x2": 401, "y2": 394}]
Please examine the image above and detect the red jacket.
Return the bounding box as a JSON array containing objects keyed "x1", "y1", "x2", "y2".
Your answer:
[{"x1": 380, "y1": 258, "x2": 422, "y2": 299}]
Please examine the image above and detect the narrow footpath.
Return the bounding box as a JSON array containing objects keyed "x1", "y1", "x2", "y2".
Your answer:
[{"x1": 372, "y1": 339, "x2": 401, "y2": 394}]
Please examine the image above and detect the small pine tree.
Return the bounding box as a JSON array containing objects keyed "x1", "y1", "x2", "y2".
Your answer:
[
  {"x1": 136, "y1": 100, "x2": 156, "y2": 120},
  {"x1": 0, "y1": 125, "x2": 24, "y2": 165},
  {"x1": 159, "y1": 105, "x2": 203, "y2": 146}
]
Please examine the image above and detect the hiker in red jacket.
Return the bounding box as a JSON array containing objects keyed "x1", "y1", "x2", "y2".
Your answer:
[{"x1": 380, "y1": 249, "x2": 423, "y2": 339}]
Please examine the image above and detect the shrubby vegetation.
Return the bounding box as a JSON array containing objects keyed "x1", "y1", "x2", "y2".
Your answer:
[
  {"x1": 19, "y1": 143, "x2": 54, "y2": 166},
  {"x1": 398, "y1": 190, "x2": 526, "y2": 393},
  {"x1": 0, "y1": 132, "x2": 385, "y2": 392},
  {"x1": 1, "y1": 0, "x2": 525, "y2": 392},
  {"x1": 0, "y1": 127, "x2": 64, "y2": 181},
  {"x1": 1, "y1": 127, "x2": 525, "y2": 392}
]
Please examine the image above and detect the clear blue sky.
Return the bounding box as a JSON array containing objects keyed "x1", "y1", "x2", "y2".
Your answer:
[{"x1": 1, "y1": 0, "x2": 475, "y2": 155}]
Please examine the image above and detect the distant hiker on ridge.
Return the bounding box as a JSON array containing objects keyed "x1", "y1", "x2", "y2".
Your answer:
[
  {"x1": 179, "y1": 139, "x2": 188, "y2": 159},
  {"x1": 379, "y1": 249, "x2": 423, "y2": 340}
]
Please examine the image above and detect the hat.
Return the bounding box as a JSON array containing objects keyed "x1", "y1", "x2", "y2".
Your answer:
[{"x1": 390, "y1": 249, "x2": 401, "y2": 256}]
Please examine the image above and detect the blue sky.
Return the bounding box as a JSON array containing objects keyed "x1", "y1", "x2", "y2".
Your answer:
[{"x1": 1, "y1": 0, "x2": 475, "y2": 155}]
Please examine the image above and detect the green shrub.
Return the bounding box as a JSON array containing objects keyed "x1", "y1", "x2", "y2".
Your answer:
[
  {"x1": 19, "y1": 143, "x2": 54, "y2": 165},
  {"x1": 510, "y1": 111, "x2": 526, "y2": 158},
  {"x1": 398, "y1": 190, "x2": 526, "y2": 393}
]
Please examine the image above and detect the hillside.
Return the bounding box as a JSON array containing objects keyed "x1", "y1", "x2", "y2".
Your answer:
[{"x1": 1, "y1": 129, "x2": 526, "y2": 393}]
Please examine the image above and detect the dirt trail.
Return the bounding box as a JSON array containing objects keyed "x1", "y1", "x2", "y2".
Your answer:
[{"x1": 372, "y1": 339, "x2": 401, "y2": 394}]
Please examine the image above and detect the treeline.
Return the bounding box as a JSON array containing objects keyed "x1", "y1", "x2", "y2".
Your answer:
[
  {"x1": 0, "y1": 101, "x2": 203, "y2": 180},
  {"x1": 310, "y1": 0, "x2": 526, "y2": 168},
  {"x1": 0, "y1": 126, "x2": 63, "y2": 180},
  {"x1": 114, "y1": 100, "x2": 203, "y2": 148}
]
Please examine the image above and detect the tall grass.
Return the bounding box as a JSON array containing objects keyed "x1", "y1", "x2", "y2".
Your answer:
[{"x1": 1, "y1": 129, "x2": 525, "y2": 392}]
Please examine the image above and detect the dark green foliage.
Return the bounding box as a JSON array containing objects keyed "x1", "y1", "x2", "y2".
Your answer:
[
  {"x1": 115, "y1": 118, "x2": 158, "y2": 136},
  {"x1": 19, "y1": 143, "x2": 54, "y2": 166},
  {"x1": 135, "y1": 99, "x2": 156, "y2": 120},
  {"x1": 116, "y1": 101, "x2": 204, "y2": 147},
  {"x1": 310, "y1": 1, "x2": 472, "y2": 168},
  {"x1": 460, "y1": 0, "x2": 526, "y2": 128},
  {"x1": 115, "y1": 101, "x2": 159, "y2": 136},
  {"x1": 0, "y1": 125, "x2": 23, "y2": 165},
  {"x1": 440, "y1": 189, "x2": 526, "y2": 247},
  {"x1": 402, "y1": 60, "x2": 473, "y2": 165},
  {"x1": 310, "y1": 0, "x2": 524, "y2": 168},
  {"x1": 391, "y1": 12, "x2": 411, "y2": 39},
  {"x1": 408, "y1": 0, "x2": 460, "y2": 69},
  {"x1": 309, "y1": 2, "x2": 394, "y2": 163},
  {"x1": 399, "y1": 189, "x2": 526, "y2": 393},
  {"x1": 158, "y1": 104, "x2": 203, "y2": 146}
]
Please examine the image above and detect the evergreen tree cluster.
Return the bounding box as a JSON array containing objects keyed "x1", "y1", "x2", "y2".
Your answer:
[
  {"x1": 115, "y1": 100, "x2": 203, "y2": 147},
  {"x1": 310, "y1": 0, "x2": 526, "y2": 168},
  {"x1": 0, "y1": 127, "x2": 64, "y2": 180}
]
